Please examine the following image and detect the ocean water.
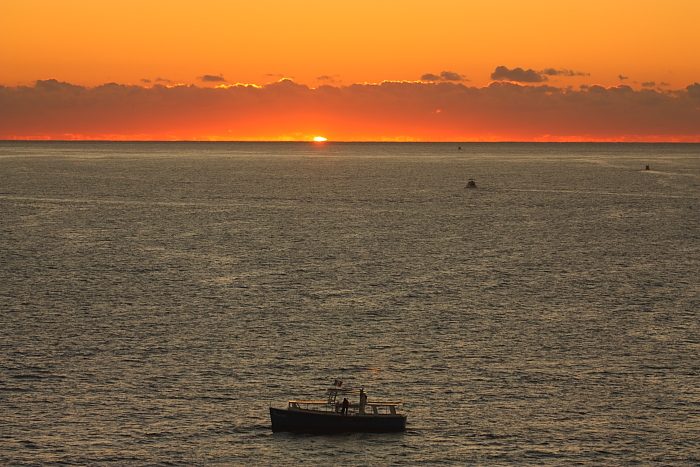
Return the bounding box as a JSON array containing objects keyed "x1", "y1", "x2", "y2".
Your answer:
[{"x1": 1, "y1": 142, "x2": 699, "y2": 466}]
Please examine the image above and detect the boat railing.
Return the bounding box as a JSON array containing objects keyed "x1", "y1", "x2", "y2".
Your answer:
[
  {"x1": 288, "y1": 399, "x2": 404, "y2": 415},
  {"x1": 288, "y1": 400, "x2": 332, "y2": 411},
  {"x1": 365, "y1": 402, "x2": 403, "y2": 415}
]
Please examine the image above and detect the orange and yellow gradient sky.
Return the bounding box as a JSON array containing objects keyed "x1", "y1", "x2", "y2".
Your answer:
[{"x1": 2, "y1": 0, "x2": 700, "y2": 141}]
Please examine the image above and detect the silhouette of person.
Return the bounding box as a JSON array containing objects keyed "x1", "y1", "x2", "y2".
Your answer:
[{"x1": 341, "y1": 398, "x2": 349, "y2": 415}]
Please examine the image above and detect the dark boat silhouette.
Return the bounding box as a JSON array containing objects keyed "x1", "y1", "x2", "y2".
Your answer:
[{"x1": 270, "y1": 381, "x2": 407, "y2": 433}]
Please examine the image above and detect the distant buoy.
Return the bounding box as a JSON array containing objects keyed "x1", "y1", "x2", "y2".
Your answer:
[{"x1": 645, "y1": 165, "x2": 650, "y2": 170}]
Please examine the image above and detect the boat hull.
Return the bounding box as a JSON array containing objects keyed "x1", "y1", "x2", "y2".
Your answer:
[{"x1": 270, "y1": 407, "x2": 407, "y2": 433}]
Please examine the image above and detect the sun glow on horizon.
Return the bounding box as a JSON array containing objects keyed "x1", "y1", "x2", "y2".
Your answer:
[{"x1": 313, "y1": 136, "x2": 328, "y2": 142}]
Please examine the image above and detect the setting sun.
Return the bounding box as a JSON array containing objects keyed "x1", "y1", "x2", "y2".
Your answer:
[{"x1": 313, "y1": 136, "x2": 327, "y2": 142}]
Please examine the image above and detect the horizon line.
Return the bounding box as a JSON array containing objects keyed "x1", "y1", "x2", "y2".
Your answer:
[{"x1": 2, "y1": 139, "x2": 699, "y2": 144}]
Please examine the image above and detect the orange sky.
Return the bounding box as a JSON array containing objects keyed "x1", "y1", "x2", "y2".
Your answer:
[{"x1": 2, "y1": 0, "x2": 700, "y2": 141}]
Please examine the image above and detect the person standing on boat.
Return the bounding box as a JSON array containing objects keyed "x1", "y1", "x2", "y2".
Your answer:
[
  {"x1": 341, "y1": 398, "x2": 349, "y2": 415},
  {"x1": 359, "y1": 389, "x2": 367, "y2": 414}
]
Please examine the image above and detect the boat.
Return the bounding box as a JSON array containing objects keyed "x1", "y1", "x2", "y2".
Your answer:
[
  {"x1": 269, "y1": 381, "x2": 407, "y2": 433},
  {"x1": 466, "y1": 179, "x2": 477, "y2": 188}
]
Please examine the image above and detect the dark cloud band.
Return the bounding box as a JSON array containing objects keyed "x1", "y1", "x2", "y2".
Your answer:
[{"x1": 2, "y1": 78, "x2": 699, "y2": 141}]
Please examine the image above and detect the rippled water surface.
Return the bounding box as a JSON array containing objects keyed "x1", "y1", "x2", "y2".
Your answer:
[{"x1": 1, "y1": 142, "x2": 699, "y2": 466}]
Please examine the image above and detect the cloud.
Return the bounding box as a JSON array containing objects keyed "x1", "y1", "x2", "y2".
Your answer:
[
  {"x1": 491, "y1": 66, "x2": 547, "y2": 83},
  {"x1": 317, "y1": 75, "x2": 341, "y2": 83},
  {"x1": 618, "y1": 75, "x2": 629, "y2": 81},
  {"x1": 439, "y1": 71, "x2": 465, "y2": 81},
  {"x1": 32, "y1": 78, "x2": 85, "y2": 92},
  {"x1": 687, "y1": 82, "x2": 700, "y2": 98},
  {"x1": 421, "y1": 71, "x2": 467, "y2": 82},
  {"x1": 541, "y1": 68, "x2": 590, "y2": 77},
  {"x1": 2, "y1": 79, "x2": 700, "y2": 141},
  {"x1": 642, "y1": 81, "x2": 656, "y2": 88},
  {"x1": 197, "y1": 74, "x2": 226, "y2": 82},
  {"x1": 420, "y1": 73, "x2": 441, "y2": 81},
  {"x1": 493, "y1": 67, "x2": 590, "y2": 83}
]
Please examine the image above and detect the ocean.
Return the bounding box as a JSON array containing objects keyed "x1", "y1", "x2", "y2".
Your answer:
[{"x1": 1, "y1": 142, "x2": 699, "y2": 466}]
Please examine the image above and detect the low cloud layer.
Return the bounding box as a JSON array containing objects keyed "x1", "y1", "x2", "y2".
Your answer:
[{"x1": 1, "y1": 78, "x2": 699, "y2": 141}]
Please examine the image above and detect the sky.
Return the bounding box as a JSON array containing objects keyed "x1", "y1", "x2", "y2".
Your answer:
[{"x1": 2, "y1": 0, "x2": 700, "y2": 141}]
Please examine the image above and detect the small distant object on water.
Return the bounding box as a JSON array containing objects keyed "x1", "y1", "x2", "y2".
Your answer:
[
  {"x1": 645, "y1": 165, "x2": 650, "y2": 170},
  {"x1": 465, "y1": 179, "x2": 477, "y2": 188},
  {"x1": 458, "y1": 146, "x2": 462, "y2": 150},
  {"x1": 269, "y1": 380, "x2": 407, "y2": 433}
]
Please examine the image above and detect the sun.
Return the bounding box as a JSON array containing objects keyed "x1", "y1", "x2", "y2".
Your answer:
[{"x1": 313, "y1": 136, "x2": 327, "y2": 142}]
